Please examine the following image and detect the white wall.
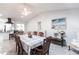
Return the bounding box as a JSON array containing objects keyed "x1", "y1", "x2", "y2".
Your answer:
[
  {"x1": 14, "y1": 20, "x2": 27, "y2": 32},
  {"x1": 26, "y1": 8, "x2": 79, "y2": 44}
]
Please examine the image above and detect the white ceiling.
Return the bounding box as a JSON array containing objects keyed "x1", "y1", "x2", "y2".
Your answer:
[{"x1": 0, "y1": 3, "x2": 79, "y2": 22}]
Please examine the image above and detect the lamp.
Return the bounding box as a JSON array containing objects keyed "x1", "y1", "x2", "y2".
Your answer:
[
  {"x1": 18, "y1": 4, "x2": 32, "y2": 16},
  {"x1": 21, "y1": 8, "x2": 32, "y2": 16}
]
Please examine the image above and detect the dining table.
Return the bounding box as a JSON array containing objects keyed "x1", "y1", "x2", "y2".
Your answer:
[{"x1": 19, "y1": 34, "x2": 45, "y2": 55}]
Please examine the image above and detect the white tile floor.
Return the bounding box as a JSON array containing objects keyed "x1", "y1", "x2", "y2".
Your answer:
[{"x1": 0, "y1": 39, "x2": 78, "y2": 55}]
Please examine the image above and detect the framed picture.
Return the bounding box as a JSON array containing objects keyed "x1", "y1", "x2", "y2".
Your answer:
[{"x1": 52, "y1": 18, "x2": 66, "y2": 30}]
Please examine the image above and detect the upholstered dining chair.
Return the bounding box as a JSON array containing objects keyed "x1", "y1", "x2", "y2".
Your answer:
[
  {"x1": 15, "y1": 35, "x2": 25, "y2": 55},
  {"x1": 38, "y1": 32, "x2": 44, "y2": 37},
  {"x1": 14, "y1": 31, "x2": 18, "y2": 52},
  {"x1": 33, "y1": 36, "x2": 52, "y2": 55},
  {"x1": 33, "y1": 31, "x2": 38, "y2": 35},
  {"x1": 9, "y1": 31, "x2": 15, "y2": 40}
]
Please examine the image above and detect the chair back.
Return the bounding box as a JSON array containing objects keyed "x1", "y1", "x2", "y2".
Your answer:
[
  {"x1": 38, "y1": 32, "x2": 44, "y2": 37},
  {"x1": 42, "y1": 37, "x2": 52, "y2": 54},
  {"x1": 33, "y1": 31, "x2": 38, "y2": 35},
  {"x1": 15, "y1": 35, "x2": 23, "y2": 49}
]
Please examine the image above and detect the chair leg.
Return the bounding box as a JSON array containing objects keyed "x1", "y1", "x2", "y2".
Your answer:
[
  {"x1": 16, "y1": 44, "x2": 17, "y2": 52},
  {"x1": 9, "y1": 36, "x2": 10, "y2": 40},
  {"x1": 22, "y1": 50, "x2": 23, "y2": 55},
  {"x1": 19, "y1": 48, "x2": 24, "y2": 55},
  {"x1": 68, "y1": 46, "x2": 70, "y2": 51},
  {"x1": 17, "y1": 47, "x2": 20, "y2": 55},
  {"x1": 30, "y1": 49, "x2": 35, "y2": 55},
  {"x1": 47, "y1": 52, "x2": 49, "y2": 55},
  {"x1": 47, "y1": 51, "x2": 49, "y2": 55},
  {"x1": 21, "y1": 49, "x2": 23, "y2": 55}
]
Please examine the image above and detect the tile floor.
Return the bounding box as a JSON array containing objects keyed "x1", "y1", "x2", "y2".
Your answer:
[{"x1": 0, "y1": 39, "x2": 78, "y2": 55}]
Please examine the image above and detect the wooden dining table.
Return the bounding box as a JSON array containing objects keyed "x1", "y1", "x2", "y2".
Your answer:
[{"x1": 19, "y1": 34, "x2": 45, "y2": 55}]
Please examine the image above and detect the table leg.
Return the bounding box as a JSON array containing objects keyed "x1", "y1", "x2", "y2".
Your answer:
[
  {"x1": 28, "y1": 47, "x2": 31, "y2": 55},
  {"x1": 68, "y1": 45, "x2": 70, "y2": 50}
]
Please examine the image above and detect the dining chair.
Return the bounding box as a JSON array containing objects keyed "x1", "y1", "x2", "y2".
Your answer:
[
  {"x1": 9, "y1": 31, "x2": 15, "y2": 40},
  {"x1": 33, "y1": 36, "x2": 52, "y2": 55},
  {"x1": 27, "y1": 31, "x2": 32, "y2": 35},
  {"x1": 33, "y1": 31, "x2": 38, "y2": 35},
  {"x1": 14, "y1": 31, "x2": 18, "y2": 52},
  {"x1": 15, "y1": 35, "x2": 25, "y2": 55},
  {"x1": 38, "y1": 32, "x2": 44, "y2": 37},
  {"x1": 9, "y1": 34, "x2": 13, "y2": 40}
]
